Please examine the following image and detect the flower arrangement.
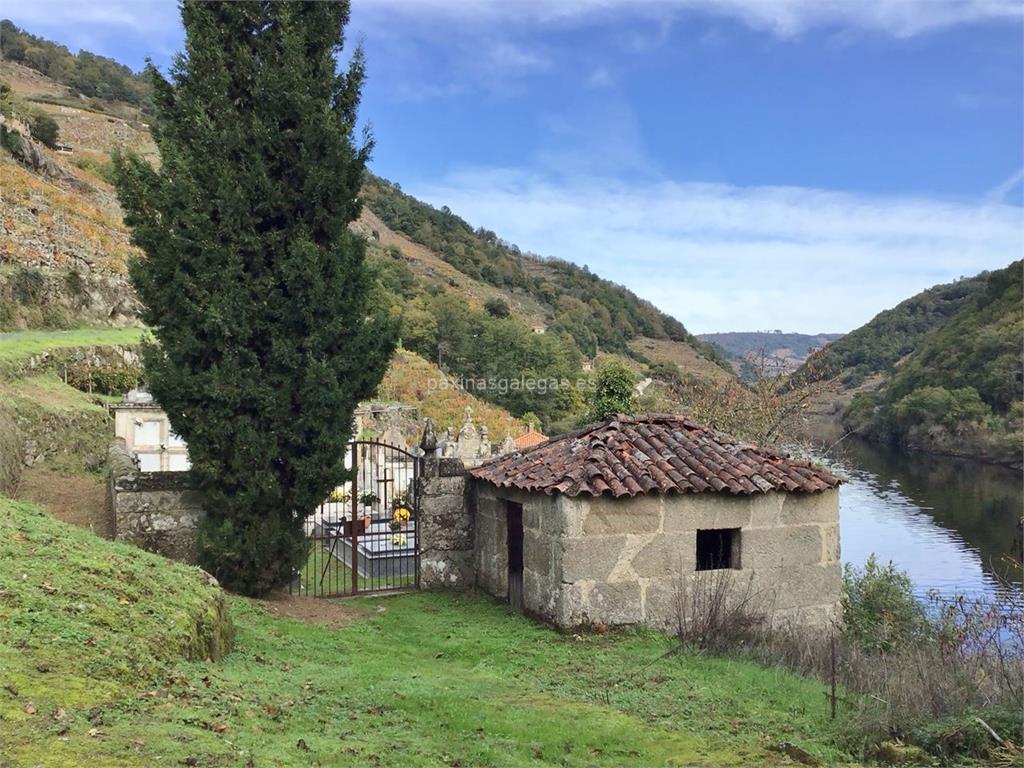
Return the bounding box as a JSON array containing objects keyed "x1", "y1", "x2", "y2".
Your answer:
[
  {"x1": 327, "y1": 487, "x2": 349, "y2": 504},
  {"x1": 358, "y1": 491, "x2": 379, "y2": 507},
  {"x1": 391, "y1": 532, "x2": 407, "y2": 547},
  {"x1": 389, "y1": 505, "x2": 411, "y2": 532}
]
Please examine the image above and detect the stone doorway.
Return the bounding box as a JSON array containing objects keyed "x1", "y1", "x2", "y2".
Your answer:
[{"x1": 506, "y1": 501, "x2": 524, "y2": 610}]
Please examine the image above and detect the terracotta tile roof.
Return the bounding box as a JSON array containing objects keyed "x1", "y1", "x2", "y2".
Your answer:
[
  {"x1": 470, "y1": 414, "x2": 841, "y2": 498},
  {"x1": 514, "y1": 428, "x2": 548, "y2": 450}
]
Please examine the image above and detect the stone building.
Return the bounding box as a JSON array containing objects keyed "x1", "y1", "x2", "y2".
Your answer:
[{"x1": 467, "y1": 414, "x2": 842, "y2": 630}]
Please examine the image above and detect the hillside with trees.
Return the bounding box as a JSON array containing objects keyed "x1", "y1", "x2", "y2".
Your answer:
[
  {"x1": 1, "y1": 20, "x2": 152, "y2": 113},
  {"x1": 0, "y1": 25, "x2": 734, "y2": 438},
  {"x1": 361, "y1": 176, "x2": 730, "y2": 368},
  {"x1": 799, "y1": 263, "x2": 1023, "y2": 465},
  {"x1": 795, "y1": 270, "x2": 999, "y2": 388}
]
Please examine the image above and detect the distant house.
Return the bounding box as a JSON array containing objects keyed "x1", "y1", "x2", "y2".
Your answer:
[
  {"x1": 469, "y1": 414, "x2": 842, "y2": 629},
  {"x1": 581, "y1": 359, "x2": 593, "y2": 372},
  {"x1": 513, "y1": 427, "x2": 547, "y2": 451},
  {"x1": 112, "y1": 390, "x2": 190, "y2": 472},
  {"x1": 530, "y1": 323, "x2": 546, "y2": 334}
]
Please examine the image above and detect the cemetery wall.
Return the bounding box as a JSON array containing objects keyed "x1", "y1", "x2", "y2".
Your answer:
[{"x1": 108, "y1": 444, "x2": 203, "y2": 563}]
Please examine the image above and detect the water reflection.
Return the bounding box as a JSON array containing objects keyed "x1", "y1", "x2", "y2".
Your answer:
[{"x1": 822, "y1": 438, "x2": 1022, "y2": 598}]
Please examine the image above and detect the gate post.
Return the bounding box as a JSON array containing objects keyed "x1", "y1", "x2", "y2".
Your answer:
[
  {"x1": 417, "y1": 420, "x2": 474, "y2": 590},
  {"x1": 350, "y1": 441, "x2": 359, "y2": 595}
]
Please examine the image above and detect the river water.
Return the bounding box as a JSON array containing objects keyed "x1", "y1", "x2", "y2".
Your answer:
[{"x1": 821, "y1": 438, "x2": 1022, "y2": 600}]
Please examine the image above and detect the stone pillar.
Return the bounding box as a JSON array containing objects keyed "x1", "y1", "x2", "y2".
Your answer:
[{"x1": 417, "y1": 422, "x2": 474, "y2": 590}]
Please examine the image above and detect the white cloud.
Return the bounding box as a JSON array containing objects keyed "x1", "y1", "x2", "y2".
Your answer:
[
  {"x1": 365, "y1": 0, "x2": 1021, "y2": 37},
  {"x1": 408, "y1": 168, "x2": 1023, "y2": 333},
  {"x1": 987, "y1": 168, "x2": 1024, "y2": 203},
  {"x1": 4, "y1": 0, "x2": 179, "y2": 35},
  {"x1": 487, "y1": 41, "x2": 553, "y2": 73}
]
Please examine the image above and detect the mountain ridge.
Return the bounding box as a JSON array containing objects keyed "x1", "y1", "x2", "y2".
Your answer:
[{"x1": 699, "y1": 331, "x2": 843, "y2": 377}]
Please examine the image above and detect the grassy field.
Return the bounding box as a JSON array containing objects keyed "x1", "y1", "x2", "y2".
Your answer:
[
  {"x1": 0, "y1": 327, "x2": 147, "y2": 364},
  {"x1": 0, "y1": 496, "x2": 854, "y2": 767}
]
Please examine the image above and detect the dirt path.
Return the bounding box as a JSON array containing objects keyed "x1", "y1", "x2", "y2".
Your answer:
[
  {"x1": 256, "y1": 592, "x2": 368, "y2": 628},
  {"x1": 16, "y1": 466, "x2": 113, "y2": 538}
]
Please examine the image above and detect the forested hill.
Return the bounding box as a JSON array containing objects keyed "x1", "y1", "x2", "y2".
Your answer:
[
  {"x1": 0, "y1": 23, "x2": 733, "y2": 435},
  {"x1": 361, "y1": 175, "x2": 728, "y2": 368},
  {"x1": 795, "y1": 269, "x2": 1004, "y2": 387},
  {"x1": 802, "y1": 262, "x2": 1022, "y2": 465},
  {"x1": 0, "y1": 20, "x2": 152, "y2": 114}
]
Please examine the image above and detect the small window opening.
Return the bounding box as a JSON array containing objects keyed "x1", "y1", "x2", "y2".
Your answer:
[{"x1": 696, "y1": 528, "x2": 740, "y2": 571}]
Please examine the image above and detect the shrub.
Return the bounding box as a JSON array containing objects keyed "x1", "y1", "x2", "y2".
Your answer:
[
  {"x1": 586, "y1": 361, "x2": 637, "y2": 422},
  {"x1": 64, "y1": 362, "x2": 142, "y2": 396},
  {"x1": 73, "y1": 155, "x2": 118, "y2": 184},
  {"x1": 893, "y1": 385, "x2": 991, "y2": 430},
  {"x1": 841, "y1": 555, "x2": 929, "y2": 652},
  {"x1": 64, "y1": 268, "x2": 86, "y2": 299},
  {"x1": 11, "y1": 266, "x2": 46, "y2": 305},
  {"x1": 0, "y1": 405, "x2": 22, "y2": 495},
  {"x1": 29, "y1": 110, "x2": 59, "y2": 149},
  {"x1": 0, "y1": 79, "x2": 12, "y2": 116},
  {"x1": 843, "y1": 391, "x2": 878, "y2": 429},
  {"x1": 671, "y1": 556, "x2": 1023, "y2": 762},
  {"x1": 484, "y1": 296, "x2": 510, "y2": 318},
  {"x1": 672, "y1": 569, "x2": 773, "y2": 653}
]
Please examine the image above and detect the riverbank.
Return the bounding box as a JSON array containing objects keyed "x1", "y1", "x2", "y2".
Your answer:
[{"x1": 801, "y1": 400, "x2": 1022, "y2": 471}]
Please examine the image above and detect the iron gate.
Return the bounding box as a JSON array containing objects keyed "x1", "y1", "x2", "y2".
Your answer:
[{"x1": 293, "y1": 440, "x2": 420, "y2": 597}]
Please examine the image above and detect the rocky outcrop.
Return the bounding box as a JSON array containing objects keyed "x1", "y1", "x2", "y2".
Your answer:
[{"x1": 1, "y1": 120, "x2": 82, "y2": 187}]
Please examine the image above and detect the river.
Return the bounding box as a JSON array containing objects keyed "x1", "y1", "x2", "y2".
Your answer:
[{"x1": 821, "y1": 437, "x2": 1022, "y2": 600}]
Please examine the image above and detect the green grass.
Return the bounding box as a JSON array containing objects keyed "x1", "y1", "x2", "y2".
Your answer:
[
  {"x1": 0, "y1": 372, "x2": 114, "y2": 476},
  {"x1": 0, "y1": 497, "x2": 232, "y2": 767},
  {"x1": 0, "y1": 374, "x2": 108, "y2": 413},
  {"x1": 0, "y1": 497, "x2": 856, "y2": 767},
  {"x1": 0, "y1": 327, "x2": 147, "y2": 364}
]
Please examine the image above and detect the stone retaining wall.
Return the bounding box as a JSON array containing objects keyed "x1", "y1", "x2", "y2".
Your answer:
[{"x1": 109, "y1": 444, "x2": 203, "y2": 563}]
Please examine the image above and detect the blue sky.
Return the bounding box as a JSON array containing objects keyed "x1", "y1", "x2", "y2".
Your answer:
[{"x1": 5, "y1": 0, "x2": 1022, "y2": 333}]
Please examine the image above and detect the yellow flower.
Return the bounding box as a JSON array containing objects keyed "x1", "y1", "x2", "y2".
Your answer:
[{"x1": 392, "y1": 506, "x2": 411, "y2": 523}]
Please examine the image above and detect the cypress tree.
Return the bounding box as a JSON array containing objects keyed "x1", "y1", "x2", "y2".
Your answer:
[{"x1": 115, "y1": 1, "x2": 396, "y2": 595}]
